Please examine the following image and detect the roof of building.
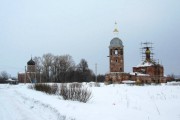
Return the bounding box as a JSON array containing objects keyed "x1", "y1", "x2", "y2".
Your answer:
[
  {"x1": 130, "y1": 72, "x2": 150, "y2": 76},
  {"x1": 136, "y1": 61, "x2": 154, "y2": 67},
  {"x1": 109, "y1": 37, "x2": 123, "y2": 48},
  {"x1": 27, "y1": 58, "x2": 35, "y2": 65}
]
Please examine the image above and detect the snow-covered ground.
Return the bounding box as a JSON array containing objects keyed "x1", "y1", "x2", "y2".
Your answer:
[{"x1": 0, "y1": 83, "x2": 180, "y2": 120}]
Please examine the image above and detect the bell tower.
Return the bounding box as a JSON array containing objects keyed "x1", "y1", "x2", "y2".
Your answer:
[
  {"x1": 109, "y1": 23, "x2": 124, "y2": 72},
  {"x1": 26, "y1": 57, "x2": 36, "y2": 82}
]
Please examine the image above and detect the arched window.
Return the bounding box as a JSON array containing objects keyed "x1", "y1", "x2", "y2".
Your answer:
[{"x1": 114, "y1": 49, "x2": 118, "y2": 55}]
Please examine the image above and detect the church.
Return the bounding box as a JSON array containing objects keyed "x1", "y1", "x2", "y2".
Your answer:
[
  {"x1": 105, "y1": 23, "x2": 167, "y2": 84},
  {"x1": 18, "y1": 58, "x2": 37, "y2": 83},
  {"x1": 17, "y1": 23, "x2": 168, "y2": 84}
]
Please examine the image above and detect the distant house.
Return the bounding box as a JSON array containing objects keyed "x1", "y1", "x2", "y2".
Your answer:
[{"x1": 6, "y1": 78, "x2": 18, "y2": 84}]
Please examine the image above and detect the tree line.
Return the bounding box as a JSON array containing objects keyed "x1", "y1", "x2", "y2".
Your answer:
[
  {"x1": 34, "y1": 53, "x2": 105, "y2": 83},
  {"x1": 0, "y1": 71, "x2": 11, "y2": 83}
]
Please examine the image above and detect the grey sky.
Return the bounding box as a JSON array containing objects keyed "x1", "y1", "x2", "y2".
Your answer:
[{"x1": 0, "y1": 0, "x2": 180, "y2": 77}]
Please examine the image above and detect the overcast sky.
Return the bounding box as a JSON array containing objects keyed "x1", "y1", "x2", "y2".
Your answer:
[{"x1": 0, "y1": 0, "x2": 180, "y2": 77}]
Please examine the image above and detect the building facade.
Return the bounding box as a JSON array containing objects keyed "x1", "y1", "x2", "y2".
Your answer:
[{"x1": 105, "y1": 24, "x2": 167, "y2": 84}]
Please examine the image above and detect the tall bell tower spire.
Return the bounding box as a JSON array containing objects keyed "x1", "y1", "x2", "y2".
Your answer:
[{"x1": 109, "y1": 22, "x2": 124, "y2": 72}]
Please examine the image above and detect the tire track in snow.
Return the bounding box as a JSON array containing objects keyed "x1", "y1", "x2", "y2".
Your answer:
[
  {"x1": 148, "y1": 91, "x2": 160, "y2": 115},
  {"x1": 14, "y1": 90, "x2": 74, "y2": 120},
  {"x1": 0, "y1": 86, "x2": 74, "y2": 120}
]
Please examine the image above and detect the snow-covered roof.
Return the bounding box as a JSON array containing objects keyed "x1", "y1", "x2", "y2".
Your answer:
[
  {"x1": 6, "y1": 79, "x2": 17, "y2": 82},
  {"x1": 135, "y1": 62, "x2": 154, "y2": 67},
  {"x1": 130, "y1": 72, "x2": 150, "y2": 76}
]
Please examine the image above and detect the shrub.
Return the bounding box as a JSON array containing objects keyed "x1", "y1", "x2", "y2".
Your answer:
[
  {"x1": 94, "y1": 82, "x2": 100, "y2": 87},
  {"x1": 69, "y1": 82, "x2": 82, "y2": 88},
  {"x1": 89, "y1": 82, "x2": 100, "y2": 87},
  {"x1": 89, "y1": 82, "x2": 93, "y2": 87},
  {"x1": 51, "y1": 83, "x2": 58, "y2": 94},
  {"x1": 59, "y1": 83, "x2": 92, "y2": 103},
  {"x1": 29, "y1": 83, "x2": 58, "y2": 95}
]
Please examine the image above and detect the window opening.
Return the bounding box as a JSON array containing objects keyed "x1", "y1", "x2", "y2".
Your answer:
[{"x1": 115, "y1": 49, "x2": 118, "y2": 55}]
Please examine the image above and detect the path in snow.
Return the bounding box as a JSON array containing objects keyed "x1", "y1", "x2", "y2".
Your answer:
[{"x1": 0, "y1": 85, "x2": 65, "y2": 120}]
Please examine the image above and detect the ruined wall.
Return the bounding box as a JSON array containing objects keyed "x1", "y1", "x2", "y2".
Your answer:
[{"x1": 133, "y1": 65, "x2": 164, "y2": 77}]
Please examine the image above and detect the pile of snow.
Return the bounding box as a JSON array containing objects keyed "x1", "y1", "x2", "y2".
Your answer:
[
  {"x1": 122, "y1": 80, "x2": 136, "y2": 84},
  {"x1": 0, "y1": 83, "x2": 180, "y2": 120},
  {"x1": 167, "y1": 81, "x2": 180, "y2": 86}
]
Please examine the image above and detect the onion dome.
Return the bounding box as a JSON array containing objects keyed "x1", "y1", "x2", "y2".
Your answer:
[
  {"x1": 145, "y1": 47, "x2": 151, "y2": 54},
  {"x1": 27, "y1": 58, "x2": 35, "y2": 65}
]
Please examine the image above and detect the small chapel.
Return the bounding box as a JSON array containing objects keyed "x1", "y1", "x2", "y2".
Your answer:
[{"x1": 18, "y1": 58, "x2": 37, "y2": 83}]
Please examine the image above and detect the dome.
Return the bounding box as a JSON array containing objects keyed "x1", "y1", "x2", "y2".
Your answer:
[
  {"x1": 27, "y1": 58, "x2": 35, "y2": 65},
  {"x1": 145, "y1": 48, "x2": 151, "y2": 54},
  {"x1": 109, "y1": 37, "x2": 123, "y2": 48}
]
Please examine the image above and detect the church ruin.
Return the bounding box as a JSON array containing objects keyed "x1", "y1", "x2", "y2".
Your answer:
[{"x1": 105, "y1": 23, "x2": 167, "y2": 84}]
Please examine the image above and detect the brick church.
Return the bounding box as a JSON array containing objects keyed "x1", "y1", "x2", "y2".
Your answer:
[
  {"x1": 18, "y1": 58, "x2": 37, "y2": 83},
  {"x1": 105, "y1": 23, "x2": 167, "y2": 84}
]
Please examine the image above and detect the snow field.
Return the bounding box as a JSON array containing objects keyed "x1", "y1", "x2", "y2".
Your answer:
[{"x1": 0, "y1": 83, "x2": 180, "y2": 120}]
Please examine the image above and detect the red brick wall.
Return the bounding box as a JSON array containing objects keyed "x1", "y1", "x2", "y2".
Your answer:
[{"x1": 109, "y1": 47, "x2": 124, "y2": 72}]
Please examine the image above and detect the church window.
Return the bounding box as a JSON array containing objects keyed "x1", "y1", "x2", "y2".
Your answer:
[{"x1": 115, "y1": 49, "x2": 118, "y2": 55}]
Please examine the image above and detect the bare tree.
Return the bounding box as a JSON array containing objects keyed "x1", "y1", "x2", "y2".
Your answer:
[
  {"x1": 33, "y1": 53, "x2": 96, "y2": 83},
  {"x1": 57, "y1": 55, "x2": 75, "y2": 82},
  {"x1": 41, "y1": 53, "x2": 54, "y2": 82},
  {"x1": 167, "y1": 74, "x2": 175, "y2": 81},
  {"x1": 33, "y1": 56, "x2": 42, "y2": 83},
  {"x1": 76, "y1": 59, "x2": 94, "y2": 82},
  {"x1": 51, "y1": 55, "x2": 59, "y2": 82},
  {"x1": 0, "y1": 71, "x2": 10, "y2": 83},
  {"x1": 77, "y1": 59, "x2": 88, "y2": 72}
]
